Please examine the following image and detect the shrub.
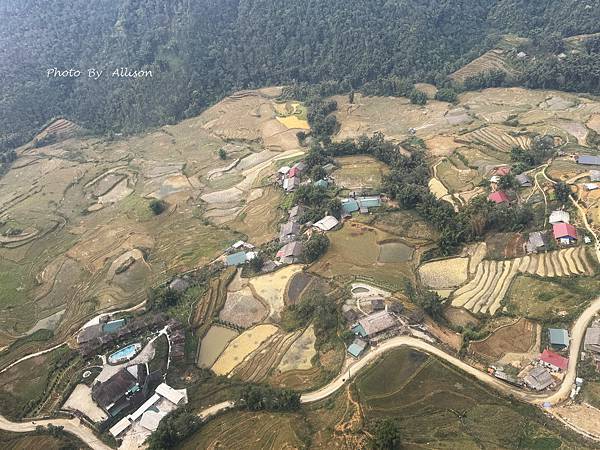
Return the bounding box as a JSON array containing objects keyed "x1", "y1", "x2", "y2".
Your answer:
[{"x1": 149, "y1": 199, "x2": 167, "y2": 215}]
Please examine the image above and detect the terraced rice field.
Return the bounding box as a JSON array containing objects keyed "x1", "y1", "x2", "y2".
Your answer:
[
  {"x1": 231, "y1": 329, "x2": 302, "y2": 382},
  {"x1": 277, "y1": 325, "x2": 317, "y2": 373},
  {"x1": 459, "y1": 126, "x2": 532, "y2": 153},
  {"x1": 451, "y1": 247, "x2": 593, "y2": 315},
  {"x1": 419, "y1": 257, "x2": 470, "y2": 289},
  {"x1": 449, "y1": 49, "x2": 517, "y2": 84},
  {"x1": 180, "y1": 411, "x2": 308, "y2": 450},
  {"x1": 219, "y1": 287, "x2": 267, "y2": 328},
  {"x1": 249, "y1": 265, "x2": 303, "y2": 320},
  {"x1": 354, "y1": 348, "x2": 570, "y2": 449},
  {"x1": 211, "y1": 324, "x2": 278, "y2": 376}
]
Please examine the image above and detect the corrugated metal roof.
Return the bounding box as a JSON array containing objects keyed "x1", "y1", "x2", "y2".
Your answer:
[
  {"x1": 225, "y1": 251, "x2": 247, "y2": 266},
  {"x1": 548, "y1": 328, "x2": 569, "y2": 347},
  {"x1": 577, "y1": 155, "x2": 600, "y2": 166}
]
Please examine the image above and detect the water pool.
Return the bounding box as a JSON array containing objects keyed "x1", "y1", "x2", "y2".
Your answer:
[{"x1": 108, "y1": 343, "x2": 141, "y2": 364}]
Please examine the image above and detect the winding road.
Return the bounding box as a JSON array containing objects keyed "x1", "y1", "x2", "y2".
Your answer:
[{"x1": 2, "y1": 297, "x2": 600, "y2": 447}]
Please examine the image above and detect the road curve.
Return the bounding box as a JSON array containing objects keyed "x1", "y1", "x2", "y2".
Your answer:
[
  {"x1": 0, "y1": 415, "x2": 111, "y2": 450},
  {"x1": 1, "y1": 297, "x2": 599, "y2": 449},
  {"x1": 302, "y1": 297, "x2": 600, "y2": 406}
]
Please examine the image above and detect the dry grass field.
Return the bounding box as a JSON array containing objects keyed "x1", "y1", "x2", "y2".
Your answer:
[
  {"x1": 470, "y1": 318, "x2": 537, "y2": 361},
  {"x1": 331, "y1": 155, "x2": 389, "y2": 191}
]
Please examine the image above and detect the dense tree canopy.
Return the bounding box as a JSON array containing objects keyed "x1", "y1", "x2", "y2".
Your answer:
[{"x1": 2, "y1": 0, "x2": 600, "y2": 152}]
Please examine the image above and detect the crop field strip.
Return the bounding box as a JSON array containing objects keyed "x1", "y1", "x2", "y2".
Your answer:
[
  {"x1": 459, "y1": 126, "x2": 532, "y2": 153},
  {"x1": 449, "y1": 49, "x2": 517, "y2": 83},
  {"x1": 452, "y1": 247, "x2": 593, "y2": 315},
  {"x1": 231, "y1": 329, "x2": 303, "y2": 382}
]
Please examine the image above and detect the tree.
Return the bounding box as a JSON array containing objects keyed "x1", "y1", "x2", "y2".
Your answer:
[
  {"x1": 303, "y1": 233, "x2": 330, "y2": 263},
  {"x1": 148, "y1": 408, "x2": 200, "y2": 450},
  {"x1": 434, "y1": 87, "x2": 458, "y2": 103},
  {"x1": 555, "y1": 182, "x2": 571, "y2": 204},
  {"x1": 409, "y1": 89, "x2": 427, "y2": 105},
  {"x1": 249, "y1": 252, "x2": 264, "y2": 273},
  {"x1": 327, "y1": 198, "x2": 342, "y2": 219},
  {"x1": 310, "y1": 165, "x2": 327, "y2": 181},
  {"x1": 348, "y1": 91, "x2": 355, "y2": 104},
  {"x1": 218, "y1": 148, "x2": 227, "y2": 160},
  {"x1": 498, "y1": 173, "x2": 517, "y2": 191},
  {"x1": 239, "y1": 384, "x2": 300, "y2": 412},
  {"x1": 149, "y1": 199, "x2": 167, "y2": 215},
  {"x1": 373, "y1": 418, "x2": 402, "y2": 450}
]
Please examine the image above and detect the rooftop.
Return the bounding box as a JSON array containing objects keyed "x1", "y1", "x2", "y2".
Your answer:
[
  {"x1": 549, "y1": 210, "x2": 570, "y2": 224},
  {"x1": 552, "y1": 223, "x2": 577, "y2": 240},
  {"x1": 277, "y1": 241, "x2": 303, "y2": 258},
  {"x1": 225, "y1": 251, "x2": 247, "y2": 266},
  {"x1": 540, "y1": 349, "x2": 569, "y2": 370},
  {"x1": 347, "y1": 339, "x2": 368, "y2": 357},
  {"x1": 488, "y1": 191, "x2": 509, "y2": 204},
  {"x1": 577, "y1": 155, "x2": 600, "y2": 166},
  {"x1": 357, "y1": 311, "x2": 396, "y2": 337},
  {"x1": 314, "y1": 215, "x2": 339, "y2": 231}
]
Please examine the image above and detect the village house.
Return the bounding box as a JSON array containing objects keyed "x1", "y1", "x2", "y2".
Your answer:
[
  {"x1": 493, "y1": 166, "x2": 511, "y2": 176},
  {"x1": 539, "y1": 349, "x2": 569, "y2": 372},
  {"x1": 590, "y1": 170, "x2": 600, "y2": 182},
  {"x1": 277, "y1": 241, "x2": 303, "y2": 264},
  {"x1": 288, "y1": 205, "x2": 305, "y2": 221},
  {"x1": 524, "y1": 366, "x2": 554, "y2": 391},
  {"x1": 515, "y1": 173, "x2": 533, "y2": 187},
  {"x1": 548, "y1": 328, "x2": 570, "y2": 350},
  {"x1": 488, "y1": 191, "x2": 510, "y2": 205},
  {"x1": 92, "y1": 365, "x2": 149, "y2": 417},
  {"x1": 313, "y1": 215, "x2": 339, "y2": 232},
  {"x1": 584, "y1": 327, "x2": 600, "y2": 353},
  {"x1": 169, "y1": 277, "x2": 190, "y2": 293},
  {"x1": 352, "y1": 311, "x2": 397, "y2": 339},
  {"x1": 347, "y1": 338, "x2": 368, "y2": 358},
  {"x1": 552, "y1": 223, "x2": 577, "y2": 245},
  {"x1": 279, "y1": 221, "x2": 300, "y2": 243},
  {"x1": 342, "y1": 307, "x2": 360, "y2": 324},
  {"x1": 549, "y1": 210, "x2": 570, "y2": 224},
  {"x1": 577, "y1": 155, "x2": 600, "y2": 166},
  {"x1": 278, "y1": 166, "x2": 291, "y2": 177},
  {"x1": 526, "y1": 231, "x2": 548, "y2": 254},
  {"x1": 314, "y1": 179, "x2": 328, "y2": 189},
  {"x1": 283, "y1": 176, "x2": 300, "y2": 192}
]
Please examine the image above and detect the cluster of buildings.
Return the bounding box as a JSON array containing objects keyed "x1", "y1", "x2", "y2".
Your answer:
[
  {"x1": 344, "y1": 305, "x2": 404, "y2": 358},
  {"x1": 223, "y1": 240, "x2": 257, "y2": 267},
  {"x1": 278, "y1": 161, "x2": 307, "y2": 192},
  {"x1": 526, "y1": 209, "x2": 582, "y2": 253},
  {"x1": 492, "y1": 327, "x2": 571, "y2": 392},
  {"x1": 109, "y1": 381, "x2": 188, "y2": 438},
  {"x1": 549, "y1": 209, "x2": 578, "y2": 245},
  {"x1": 78, "y1": 314, "x2": 168, "y2": 358},
  {"x1": 487, "y1": 166, "x2": 534, "y2": 205}
]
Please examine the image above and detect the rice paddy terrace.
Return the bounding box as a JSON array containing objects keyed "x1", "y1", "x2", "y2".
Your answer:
[{"x1": 0, "y1": 86, "x2": 307, "y2": 354}]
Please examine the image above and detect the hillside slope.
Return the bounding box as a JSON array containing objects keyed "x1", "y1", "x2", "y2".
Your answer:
[{"x1": 1, "y1": 0, "x2": 599, "y2": 151}]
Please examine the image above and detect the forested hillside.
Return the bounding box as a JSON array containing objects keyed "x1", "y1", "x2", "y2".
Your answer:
[{"x1": 1, "y1": 0, "x2": 599, "y2": 152}]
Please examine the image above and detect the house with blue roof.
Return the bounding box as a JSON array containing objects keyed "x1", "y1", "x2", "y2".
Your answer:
[
  {"x1": 225, "y1": 251, "x2": 247, "y2": 266},
  {"x1": 548, "y1": 328, "x2": 569, "y2": 350},
  {"x1": 314, "y1": 179, "x2": 328, "y2": 189},
  {"x1": 341, "y1": 199, "x2": 359, "y2": 216},
  {"x1": 347, "y1": 338, "x2": 367, "y2": 358}
]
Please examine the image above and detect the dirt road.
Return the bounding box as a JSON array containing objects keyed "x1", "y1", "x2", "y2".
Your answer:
[{"x1": 0, "y1": 415, "x2": 111, "y2": 450}]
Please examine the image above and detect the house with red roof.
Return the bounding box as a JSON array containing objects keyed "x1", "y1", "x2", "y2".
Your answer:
[
  {"x1": 493, "y1": 166, "x2": 511, "y2": 176},
  {"x1": 488, "y1": 191, "x2": 509, "y2": 204},
  {"x1": 552, "y1": 222, "x2": 577, "y2": 245},
  {"x1": 539, "y1": 349, "x2": 569, "y2": 372},
  {"x1": 288, "y1": 166, "x2": 300, "y2": 178}
]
